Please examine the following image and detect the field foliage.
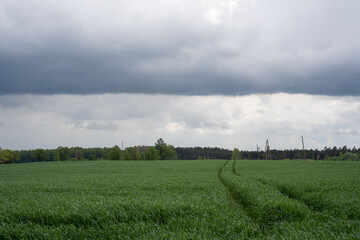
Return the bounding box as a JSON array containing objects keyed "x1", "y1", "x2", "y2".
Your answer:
[{"x1": 0, "y1": 160, "x2": 359, "y2": 239}]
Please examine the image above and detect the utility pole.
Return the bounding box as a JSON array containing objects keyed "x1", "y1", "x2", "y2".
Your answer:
[
  {"x1": 264, "y1": 139, "x2": 271, "y2": 160},
  {"x1": 256, "y1": 145, "x2": 260, "y2": 160},
  {"x1": 301, "y1": 136, "x2": 305, "y2": 160}
]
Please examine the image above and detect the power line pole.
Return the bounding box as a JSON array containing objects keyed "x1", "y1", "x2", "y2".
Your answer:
[
  {"x1": 264, "y1": 139, "x2": 271, "y2": 160},
  {"x1": 301, "y1": 136, "x2": 305, "y2": 160},
  {"x1": 256, "y1": 144, "x2": 260, "y2": 159}
]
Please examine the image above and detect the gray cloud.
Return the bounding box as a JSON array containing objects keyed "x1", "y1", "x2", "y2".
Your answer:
[
  {"x1": 0, "y1": 0, "x2": 359, "y2": 96},
  {"x1": 75, "y1": 121, "x2": 119, "y2": 131}
]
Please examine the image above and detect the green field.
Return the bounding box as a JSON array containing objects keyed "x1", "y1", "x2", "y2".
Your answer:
[{"x1": 1, "y1": 160, "x2": 359, "y2": 239}]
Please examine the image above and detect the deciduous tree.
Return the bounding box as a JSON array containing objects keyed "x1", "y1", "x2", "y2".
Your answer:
[
  {"x1": 123, "y1": 149, "x2": 131, "y2": 160},
  {"x1": 155, "y1": 138, "x2": 177, "y2": 160},
  {"x1": 145, "y1": 147, "x2": 160, "y2": 160},
  {"x1": 58, "y1": 147, "x2": 71, "y2": 161},
  {"x1": 109, "y1": 145, "x2": 123, "y2": 160},
  {"x1": 231, "y1": 148, "x2": 242, "y2": 160},
  {"x1": 31, "y1": 149, "x2": 50, "y2": 162},
  {"x1": 131, "y1": 147, "x2": 142, "y2": 160},
  {"x1": 53, "y1": 151, "x2": 61, "y2": 161}
]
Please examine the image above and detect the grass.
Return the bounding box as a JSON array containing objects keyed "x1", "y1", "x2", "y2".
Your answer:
[
  {"x1": 229, "y1": 160, "x2": 360, "y2": 238},
  {"x1": 0, "y1": 160, "x2": 359, "y2": 239},
  {"x1": 220, "y1": 161, "x2": 310, "y2": 227}
]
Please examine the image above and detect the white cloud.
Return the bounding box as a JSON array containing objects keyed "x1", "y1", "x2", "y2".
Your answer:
[
  {"x1": 75, "y1": 121, "x2": 119, "y2": 131},
  {"x1": 0, "y1": 93, "x2": 359, "y2": 150},
  {"x1": 163, "y1": 122, "x2": 189, "y2": 134},
  {"x1": 203, "y1": 8, "x2": 222, "y2": 25}
]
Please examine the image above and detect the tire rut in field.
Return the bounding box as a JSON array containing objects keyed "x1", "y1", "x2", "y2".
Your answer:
[
  {"x1": 256, "y1": 178, "x2": 310, "y2": 207},
  {"x1": 232, "y1": 161, "x2": 360, "y2": 221},
  {"x1": 232, "y1": 161, "x2": 323, "y2": 212},
  {"x1": 255, "y1": 178, "x2": 345, "y2": 217},
  {"x1": 232, "y1": 160, "x2": 241, "y2": 177},
  {"x1": 232, "y1": 160, "x2": 301, "y2": 200},
  {"x1": 231, "y1": 160, "x2": 340, "y2": 219},
  {"x1": 232, "y1": 160, "x2": 309, "y2": 207},
  {"x1": 217, "y1": 160, "x2": 257, "y2": 227},
  {"x1": 229, "y1": 160, "x2": 311, "y2": 227}
]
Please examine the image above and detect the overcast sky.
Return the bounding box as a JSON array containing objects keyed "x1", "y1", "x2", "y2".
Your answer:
[
  {"x1": 0, "y1": 0, "x2": 359, "y2": 150},
  {"x1": 1, "y1": 93, "x2": 359, "y2": 150}
]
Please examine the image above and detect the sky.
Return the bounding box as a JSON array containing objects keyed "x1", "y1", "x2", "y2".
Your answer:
[{"x1": 0, "y1": 0, "x2": 359, "y2": 150}]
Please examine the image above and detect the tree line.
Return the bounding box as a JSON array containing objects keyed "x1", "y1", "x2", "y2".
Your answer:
[
  {"x1": 0, "y1": 139, "x2": 177, "y2": 163},
  {"x1": 240, "y1": 146, "x2": 360, "y2": 160},
  {"x1": 176, "y1": 145, "x2": 360, "y2": 161},
  {"x1": 0, "y1": 147, "x2": 20, "y2": 164},
  {"x1": 176, "y1": 147, "x2": 232, "y2": 160},
  {"x1": 1, "y1": 141, "x2": 360, "y2": 164}
]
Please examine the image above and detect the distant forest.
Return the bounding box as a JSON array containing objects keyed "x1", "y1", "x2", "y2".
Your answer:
[
  {"x1": 177, "y1": 146, "x2": 360, "y2": 161},
  {"x1": 1, "y1": 141, "x2": 360, "y2": 164}
]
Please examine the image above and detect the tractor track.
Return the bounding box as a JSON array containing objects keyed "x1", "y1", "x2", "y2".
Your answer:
[
  {"x1": 231, "y1": 160, "x2": 324, "y2": 216},
  {"x1": 217, "y1": 160, "x2": 257, "y2": 227}
]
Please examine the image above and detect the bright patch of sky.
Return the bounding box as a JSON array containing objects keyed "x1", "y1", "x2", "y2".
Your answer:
[{"x1": 0, "y1": 94, "x2": 359, "y2": 150}]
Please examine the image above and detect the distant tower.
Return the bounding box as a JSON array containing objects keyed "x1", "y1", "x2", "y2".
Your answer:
[
  {"x1": 264, "y1": 139, "x2": 271, "y2": 160},
  {"x1": 256, "y1": 145, "x2": 261, "y2": 159}
]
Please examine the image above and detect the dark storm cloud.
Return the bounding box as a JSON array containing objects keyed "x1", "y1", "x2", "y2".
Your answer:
[
  {"x1": 0, "y1": 48, "x2": 256, "y2": 95},
  {"x1": 1, "y1": 0, "x2": 360, "y2": 96}
]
